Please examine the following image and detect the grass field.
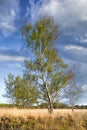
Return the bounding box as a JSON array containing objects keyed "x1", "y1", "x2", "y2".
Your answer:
[
  {"x1": 0, "y1": 108, "x2": 87, "y2": 130},
  {"x1": 0, "y1": 108, "x2": 87, "y2": 118}
]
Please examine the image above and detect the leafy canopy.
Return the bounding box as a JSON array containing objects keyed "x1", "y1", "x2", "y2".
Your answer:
[{"x1": 21, "y1": 16, "x2": 73, "y2": 108}]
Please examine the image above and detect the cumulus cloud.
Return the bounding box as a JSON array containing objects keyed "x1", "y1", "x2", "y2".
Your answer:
[
  {"x1": 0, "y1": 0, "x2": 20, "y2": 36},
  {"x1": 26, "y1": 0, "x2": 87, "y2": 35},
  {"x1": 41, "y1": 0, "x2": 87, "y2": 27}
]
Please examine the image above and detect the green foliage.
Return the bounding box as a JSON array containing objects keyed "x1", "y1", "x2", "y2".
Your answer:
[
  {"x1": 4, "y1": 74, "x2": 15, "y2": 103},
  {"x1": 37, "y1": 102, "x2": 69, "y2": 109},
  {"x1": 14, "y1": 76, "x2": 39, "y2": 106},
  {"x1": 4, "y1": 16, "x2": 73, "y2": 112},
  {"x1": 4, "y1": 75, "x2": 39, "y2": 107},
  {"x1": 21, "y1": 16, "x2": 59, "y2": 51},
  {"x1": 21, "y1": 16, "x2": 72, "y2": 113},
  {"x1": 0, "y1": 104, "x2": 14, "y2": 108}
]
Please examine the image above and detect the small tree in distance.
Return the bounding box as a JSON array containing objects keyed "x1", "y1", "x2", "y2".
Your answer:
[
  {"x1": 64, "y1": 76, "x2": 83, "y2": 111},
  {"x1": 4, "y1": 74, "x2": 39, "y2": 107},
  {"x1": 4, "y1": 73, "x2": 15, "y2": 104},
  {"x1": 14, "y1": 76, "x2": 39, "y2": 107},
  {"x1": 21, "y1": 16, "x2": 73, "y2": 113}
]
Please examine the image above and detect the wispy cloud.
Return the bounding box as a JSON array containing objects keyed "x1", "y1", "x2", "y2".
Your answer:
[
  {"x1": 63, "y1": 44, "x2": 87, "y2": 63},
  {"x1": 0, "y1": 0, "x2": 20, "y2": 36},
  {"x1": 65, "y1": 45, "x2": 87, "y2": 51},
  {"x1": 0, "y1": 55, "x2": 25, "y2": 62},
  {"x1": 0, "y1": 47, "x2": 25, "y2": 62},
  {"x1": 25, "y1": 0, "x2": 45, "y2": 23}
]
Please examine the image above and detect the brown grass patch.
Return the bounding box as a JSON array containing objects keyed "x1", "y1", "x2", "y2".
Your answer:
[
  {"x1": 0, "y1": 108, "x2": 87, "y2": 130},
  {"x1": 0, "y1": 108, "x2": 87, "y2": 118}
]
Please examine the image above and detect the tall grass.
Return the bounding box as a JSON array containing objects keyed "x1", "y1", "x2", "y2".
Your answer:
[{"x1": 0, "y1": 108, "x2": 87, "y2": 130}]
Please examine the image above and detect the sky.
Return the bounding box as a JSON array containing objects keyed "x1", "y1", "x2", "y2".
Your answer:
[{"x1": 0, "y1": 0, "x2": 87, "y2": 105}]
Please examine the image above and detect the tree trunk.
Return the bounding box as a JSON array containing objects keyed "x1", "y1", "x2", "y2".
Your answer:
[
  {"x1": 48, "y1": 102, "x2": 53, "y2": 114},
  {"x1": 71, "y1": 105, "x2": 74, "y2": 112},
  {"x1": 45, "y1": 83, "x2": 53, "y2": 114}
]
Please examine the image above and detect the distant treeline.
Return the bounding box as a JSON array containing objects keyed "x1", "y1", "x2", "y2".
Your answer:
[
  {"x1": 0, "y1": 103, "x2": 87, "y2": 109},
  {"x1": 74, "y1": 105, "x2": 87, "y2": 109}
]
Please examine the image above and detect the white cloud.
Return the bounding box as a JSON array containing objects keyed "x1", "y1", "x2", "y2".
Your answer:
[
  {"x1": 82, "y1": 85, "x2": 87, "y2": 91},
  {"x1": 65, "y1": 45, "x2": 87, "y2": 51},
  {"x1": 41, "y1": 0, "x2": 87, "y2": 27},
  {"x1": 0, "y1": 0, "x2": 20, "y2": 36},
  {"x1": 26, "y1": 0, "x2": 87, "y2": 35},
  {"x1": 0, "y1": 22, "x2": 16, "y2": 35},
  {"x1": 80, "y1": 37, "x2": 87, "y2": 43},
  {"x1": 0, "y1": 55, "x2": 25, "y2": 62}
]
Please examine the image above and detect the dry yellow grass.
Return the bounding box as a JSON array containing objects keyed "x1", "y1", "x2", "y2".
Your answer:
[
  {"x1": 0, "y1": 108, "x2": 87, "y2": 130},
  {"x1": 0, "y1": 108, "x2": 87, "y2": 118}
]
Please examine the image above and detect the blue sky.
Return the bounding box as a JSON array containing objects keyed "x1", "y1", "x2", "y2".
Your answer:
[{"x1": 0, "y1": 0, "x2": 87, "y2": 105}]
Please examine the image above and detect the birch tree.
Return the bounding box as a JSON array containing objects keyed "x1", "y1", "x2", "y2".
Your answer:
[
  {"x1": 64, "y1": 78, "x2": 82, "y2": 111},
  {"x1": 21, "y1": 16, "x2": 72, "y2": 113}
]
